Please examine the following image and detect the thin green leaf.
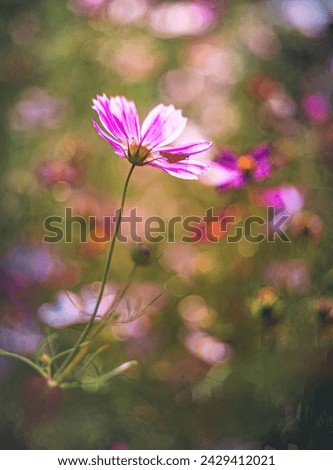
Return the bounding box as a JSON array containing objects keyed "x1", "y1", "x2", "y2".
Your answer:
[
  {"x1": 98, "y1": 360, "x2": 138, "y2": 383},
  {"x1": 0, "y1": 349, "x2": 45, "y2": 376}
]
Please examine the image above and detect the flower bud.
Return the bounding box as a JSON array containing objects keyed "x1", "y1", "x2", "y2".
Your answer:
[
  {"x1": 131, "y1": 243, "x2": 153, "y2": 266},
  {"x1": 40, "y1": 354, "x2": 52, "y2": 366}
]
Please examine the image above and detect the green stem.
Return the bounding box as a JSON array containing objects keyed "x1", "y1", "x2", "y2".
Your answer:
[
  {"x1": 75, "y1": 344, "x2": 110, "y2": 380},
  {"x1": 89, "y1": 264, "x2": 137, "y2": 341},
  {"x1": 0, "y1": 349, "x2": 46, "y2": 377},
  {"x1": 55, "y1": 164, "x2": 135, "y2": 382}
]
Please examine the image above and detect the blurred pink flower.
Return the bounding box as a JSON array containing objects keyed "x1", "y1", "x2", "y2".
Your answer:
[
  {"x1": 112, "y1": 40, "x2": 161, "y2": 82},
  {"x1": 259, "y1": 185, "x2": 303, "y2": 214},
  {"x1": 258, "y1": 185, "x2": 304, "y2": 230},
  {"x1": 68, "y1": 0, "x2": 108, "y2": 18},
  {"x1": 2, "y1": 243, "x2": 79, "y2": 289},
  {"x1": 302, "y1": 93, "x2": 330, "y2": 122},
  {"x1": 38, "y1": 284, "x2": 116, "y2": 328},
  {"x1": 108, "y1": 0, "x2": 148, "y2": 24},
  {"x1": 149, "y1": 1, "x2": 217, "y2": 38},
  {"x1": 214, "y1": 145, "x2": 271, "y2": 190},
  {"x1": 0, "y1": 317, "x2": 43, "y2": 356},
  {"x1": 280, "y1": 0, "x2": 329, "y2": 37},
  {"x1": 36, "y1": 159, "x2": 83, "y2": 187},
  {"x1": 163, "y1": 243, "x2": 198, "y2": 277},
  {"x1": 2, "y1": 244, "x2": 54, "y2": 286},
  {"x1": 264, "y1": 259, "x2": 310, "y2": 293},
  {"x1": 0, "y1": 316, "x2": 43, "y2": 381},
  {"x1": 183, "y1": 329, "x2": 233, "y2": 365},
  {"x1": 92, "y1": 95, "x2": 211, "y2": 180},
  {"x1": 38, "y1": 281, "x2": 165, "y2": 330}
]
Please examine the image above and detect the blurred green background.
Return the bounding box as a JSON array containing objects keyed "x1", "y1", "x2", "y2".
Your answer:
[{"x1": 1, "y1": 0, "x2": 333, "y2": 450}]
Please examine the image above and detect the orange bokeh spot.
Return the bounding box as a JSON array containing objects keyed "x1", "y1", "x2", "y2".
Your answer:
[{"x1": 237, "y1": 155, "x2": 257, "y2": 172}]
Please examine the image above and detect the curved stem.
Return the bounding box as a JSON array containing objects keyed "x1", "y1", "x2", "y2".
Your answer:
[
  {"x1": 55, "y1": 164, "x2": 135, "y2": 382},
  {"x1": 0, "y1": 349, "x2": 46, "y2": 377},
  {"x1": 89, "y1": 264, "x2": 137, "y2": 341}
]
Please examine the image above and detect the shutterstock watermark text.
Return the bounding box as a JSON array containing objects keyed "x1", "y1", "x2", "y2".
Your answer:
[{"x1": 43, "y1": 207, "x2": 290, "y2": 244}]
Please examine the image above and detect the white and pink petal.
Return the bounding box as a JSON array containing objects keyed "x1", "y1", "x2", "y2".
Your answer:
[
  {"x1": 108, "y1": 96, "x2": 141, "y2": 143},
  {"x1": 157, "y1": 140, "x2": 212, "y2": 156},
  {"x1": 148, "y1": 157, "x2": 207, "y2": 180},
  {"x1": 92, "y1": 94, "x2": 128, "y2": 142},
  {"x1": 213, "y1": 165, "x2": 244, "y2": 189},
  {"x1": 141, "y1": 104, "x2": 187, "y2": 149},
  {"x1": 92, "y1": 119, "x2": 127, "y2": 158}
]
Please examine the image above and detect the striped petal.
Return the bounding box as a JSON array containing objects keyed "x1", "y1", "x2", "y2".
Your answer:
[
  {"x1": 157, "y1": 140, "x2": 212, "y2": 155},
  {"x1": 252, "y1": 144, "x2": 271, "y2": 179},
  {"x1": 92, "y1": 94, "x2": 140, "y2": 144},
  {"x1": 216, "y1": 149, "x2": 239, "y2": 171},
  {"x1": 108, "y1": 96, "x2": 141, "y2": 142},
  {"x1": 92, "y1": 119, "x2": 127, "y2": 158},
  {"x1": 141, "y1": 104, "x2": 187, "y2": 149},
  {"x1": 148, "y1": 157, "x2": 208, "y2": 180}
]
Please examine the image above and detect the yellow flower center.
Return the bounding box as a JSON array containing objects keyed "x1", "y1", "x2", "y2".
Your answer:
[
  {"x1": 237, "y1": 155, "x2": 257, "y2": 173},
  {"x1": 128, "y1": 144, "x2": 151, "y2": 165}
]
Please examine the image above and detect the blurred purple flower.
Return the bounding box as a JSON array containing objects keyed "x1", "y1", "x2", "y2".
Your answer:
[
  {"x1": 0, "y1": 317, "x2": 43, "y2": 356},
  {"x1": 9, "y1": 88, "x2": 67, "y2": 131},
  {"x1": 92, "y1": 95, "x2": 212, "y2": 180},
  {"x1": 0, "y1": 316, "x2": 43, "y2": 382},
  {"x1": 302, "y1": 93, "x2": 330, "y2": 122},
  {"x1": 214, "y1": 145, "x2": 271, "y2": 190},
  {"x1": 1, "y1": 243, "x2": 79, "y2": 290},
  {"x1": 2, "y1": 244, "x2": 54, "y2": 286},
  {"x1": 279, "y1": 0, "x2": 329, "y2": 37}
]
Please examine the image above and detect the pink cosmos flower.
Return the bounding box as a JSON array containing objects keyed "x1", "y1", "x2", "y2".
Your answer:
[
  {"x1": 92, "y1": 95, "x2": 212, "y2": 180},
  {"x1": 214, "y1": 144, "x2": 271, "y2": 189}
]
